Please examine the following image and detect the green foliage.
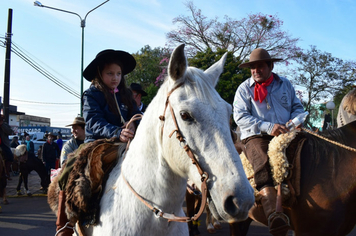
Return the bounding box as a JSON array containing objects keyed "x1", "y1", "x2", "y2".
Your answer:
[
  {"x1": 126, "y1": 45, "x2": 170, "y2": 105},
  {"x1": 188, "y1": 48, "x2": 249, "y2": 105},
  {"x1": 141, "y1": 83, "x2": 159, "y2": 105}
]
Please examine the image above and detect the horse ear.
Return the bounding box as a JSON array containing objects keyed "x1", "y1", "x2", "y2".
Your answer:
[
  {"x1": 168, "y1": 44, "x2": 187, "y2": 81},
  {"x1": 204, "y1": 52, "x2": 228, "y2": 87}
]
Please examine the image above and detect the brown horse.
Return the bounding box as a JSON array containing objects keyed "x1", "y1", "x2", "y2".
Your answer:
[{"x1": 231, "y1": 120, "x2": 356, "y2": 236}]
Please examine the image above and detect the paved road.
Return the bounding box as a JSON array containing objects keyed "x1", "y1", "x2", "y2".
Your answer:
[{"x1": 1, "y1": 172, "x2": 355, "y2": 236}]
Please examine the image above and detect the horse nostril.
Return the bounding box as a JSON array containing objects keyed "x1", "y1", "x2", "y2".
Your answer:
[{"x1": 224, "y1": 195, "x2": 240, "y2": 216}]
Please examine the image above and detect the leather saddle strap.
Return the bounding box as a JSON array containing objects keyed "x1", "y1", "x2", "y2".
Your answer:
[
  {"x1": 166, "y1": 95, "x2": 209, "y2": 221},
  {"x1": 122, "y1": 83, "x2": 209, "y2": 222},
  {"x1": 122, "y1": 173, "x2": 193, "y2": 222},
  {"x1": 276, "y1": 184, "x2": 283, "y2": 213}
]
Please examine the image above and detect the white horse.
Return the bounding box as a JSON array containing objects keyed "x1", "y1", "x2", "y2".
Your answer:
[{"x1": 84, "y1": 44, "x2": 255, "y2": 236}]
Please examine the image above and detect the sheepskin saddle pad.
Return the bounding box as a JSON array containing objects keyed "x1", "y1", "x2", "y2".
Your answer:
[
  {"x1": 240, "y1": 130, "x2": 306, "y2": 205},
  {"x1": 49, "y1": 138, "x2": 127, "y2": 227}
]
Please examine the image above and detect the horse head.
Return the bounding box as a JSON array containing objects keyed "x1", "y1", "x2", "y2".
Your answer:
[
  {"x1": 156, "y1": 44, "x2": 254, "y2": 222},
  {"x1": 91, "y1": 44, "x2": 254, "y2": 236}
]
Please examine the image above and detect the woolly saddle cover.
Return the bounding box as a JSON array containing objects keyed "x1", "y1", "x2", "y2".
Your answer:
[{"x1": 48, "y1": 138, "x2": 127, "y2": 226}]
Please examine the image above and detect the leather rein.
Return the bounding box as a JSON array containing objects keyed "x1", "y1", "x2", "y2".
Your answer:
[{"x1": 123, "y1": 83, "x2": 209, "y2": 223}]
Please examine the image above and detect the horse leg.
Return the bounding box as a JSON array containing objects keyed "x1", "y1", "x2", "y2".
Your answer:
[
  {"x1": 22, "y1": 167, "x2": 31, "y2": 196},
  {"x1": 229, "y1": 218, "x2": 253, "y2": 236},
  {"x1": 2, "y1": 188, "x2": 8, "y2": 205},
  {"x1": 209, "y1": 205, "x2": 222, "y2": 230},
  {"x1": 33, "y1": 159, "x2": 49, "y2": 191},
  {"x1": 205, "y1": 204, "x2": 216, "y2": 234},
  {"x1": 16, "y1": 171, "x2": 23, "y2": 195},
  {"x1": 186, "y1": 189, "x2": 201, "y2": 236}
]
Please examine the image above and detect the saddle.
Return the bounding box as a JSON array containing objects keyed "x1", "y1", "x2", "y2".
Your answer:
[
  {"x1": 240, "y1": 130, "x2": 307, "y2": 206},
  {"x1": 63, "y1": 138, "x2": 127, "y2": 227}
]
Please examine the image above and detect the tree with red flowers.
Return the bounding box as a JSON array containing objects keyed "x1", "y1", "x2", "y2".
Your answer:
[{"x1": 166, "y1": 1, "x2": 301, "y2": 62}]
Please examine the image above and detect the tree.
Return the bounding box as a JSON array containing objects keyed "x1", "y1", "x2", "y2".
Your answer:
[
  {"x1": 126, "y1": 45, "x2": 170, "y2": 105},
  {"x1": 166, "y1": 1, "x2": 301, "y2": 62},
  {"x1": 290, "y1": 45, "x2": 356, "y2": 123},
  {"x1": 188, "y1": 47, "x2": 249, "y2": 105}
]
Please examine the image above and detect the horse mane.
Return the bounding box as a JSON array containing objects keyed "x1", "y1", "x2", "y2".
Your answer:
[
  {"x1": 342, "y1": 88, "x2": 356, "y2": 115},
  {"x1": 303, "y1": 126, "x2": 351, "y2": 178}
]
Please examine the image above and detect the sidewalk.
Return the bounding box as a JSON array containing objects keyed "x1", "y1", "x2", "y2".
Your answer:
[{"x1": 5, "y1": 171, "x2": 47, "y2": 198}]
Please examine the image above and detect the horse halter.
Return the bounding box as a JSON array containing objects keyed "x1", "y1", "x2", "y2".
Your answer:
[{"x1": 123, "y1": 83, "x2": 209, "y2": 223}]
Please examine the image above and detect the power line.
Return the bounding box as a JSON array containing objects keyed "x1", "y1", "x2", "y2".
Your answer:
[
  {"x1": 11, "y1": 46, "x2": 80, "y2": 98},
  {"x1": 11, "y1": 41, "x2": 76, "y2": 88},
  {"x1": 0, "y1": 37, "x2": 80, "y2": 98},
  {"x1": 10, "y1": 98, "x2": 79, "y2": 105}
]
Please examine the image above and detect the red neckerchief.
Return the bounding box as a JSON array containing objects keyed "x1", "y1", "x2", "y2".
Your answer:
[{"x1": 254, "y1": 74, "x2": 274, "y2": 103}]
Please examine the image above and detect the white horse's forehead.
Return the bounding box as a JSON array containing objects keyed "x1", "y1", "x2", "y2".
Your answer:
[{"x1": 169, "y1": 82, "x2": 230, "y2": 112}]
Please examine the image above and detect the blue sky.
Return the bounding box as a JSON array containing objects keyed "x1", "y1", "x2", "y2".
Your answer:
[{"x1": 0, "y1": 0, "x2": 355, "y2": 127}]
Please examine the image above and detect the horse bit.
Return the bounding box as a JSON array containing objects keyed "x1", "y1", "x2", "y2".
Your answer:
[{"x1": 123, "y1": 83, "x2": 209, "y2": 223}]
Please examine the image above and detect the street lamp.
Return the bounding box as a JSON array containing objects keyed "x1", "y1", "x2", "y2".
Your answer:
[{"x1": 34, "y1": 0, "x2": 110, "y2": 116}]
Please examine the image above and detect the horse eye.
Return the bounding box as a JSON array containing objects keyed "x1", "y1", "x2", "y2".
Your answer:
[{"x1": 180, "y1": 111, "x2": 193, "y2": 121}]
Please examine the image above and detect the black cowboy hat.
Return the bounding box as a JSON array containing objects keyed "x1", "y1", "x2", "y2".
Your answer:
[
  {"x1": 239, "y1": 48, "x2": 283, "y2": 68},
  {"x1": 130, "y1": 83, "x2": 147, "y2": 96},
  {"x1": 46, "y1": 132, "x2": 56, "y2": 138},
  {"x1": 83, "y1": 49, "x2": 136, "y2": 82}
]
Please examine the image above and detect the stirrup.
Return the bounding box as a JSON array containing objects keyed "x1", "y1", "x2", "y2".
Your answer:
[
  {"x1": 268, "y1": 212, "x2": 290, "y2": 235},
  {"x1": 55, "y1": 222, "x2": 78, "y2": 236}
]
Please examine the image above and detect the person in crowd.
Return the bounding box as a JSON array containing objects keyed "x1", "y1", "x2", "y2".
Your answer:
[
  {"x1": 130, "y1": 82, "x2": 148, "y2": 113},
  {"x1": 55, "y1": 49, "x2": 140, "y2": 236},
  {"x1": 37, "y1": 145, "x2": 43, "y2": 161},
  {"x1": 42, "y1": 132, "x2": 60, "y2": 179},
  {"x1": 24, "y1": 134, "x2": 35, "y2": 154},
  {"x1": 0, "y1": 115, "x2": 14, "y2": 181},
  {"x1": 59, "y1": 117, "x2": 85, "y2": 167},
  {"x1": 56, "y1": 134, "x2": 63, "y2": 151},
  {"x1": 10, "y1": 136, "x2": 20, "y2": 148},
  {"x1": 322, "y1": 113, "x2": 332, "y2": 131},
  {"x1": 233, "y1": 48, "x2": 305, "y2": 236}
]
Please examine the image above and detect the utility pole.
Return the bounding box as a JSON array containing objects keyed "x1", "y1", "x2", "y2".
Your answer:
[{"x1": 3, "y1": 8, "x2": 13, "y2": 123}]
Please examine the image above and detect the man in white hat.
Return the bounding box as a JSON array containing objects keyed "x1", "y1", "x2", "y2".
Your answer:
[
  {"x1": 59, "y1": 117, "x2": 86, "y2": 167},
  {"x1": 54, "y1": 117, "x2": 85, "y2": 236},
  {"x1": 233, "y1": 48, "x2": 305, "y2": 236}
]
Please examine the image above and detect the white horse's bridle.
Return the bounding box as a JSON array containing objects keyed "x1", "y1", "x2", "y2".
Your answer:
[{"x1": 123, "y1": 83, "x2": 209, "y2": 223}]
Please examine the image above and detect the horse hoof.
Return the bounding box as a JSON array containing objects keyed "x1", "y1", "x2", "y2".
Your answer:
[
  {"x1": 213, "y1": 222, "x2": 222, "y2": 230},
  {"x1": 207, "y1": 224, "x2": 216, "y2": 234},
  {"x1": 2, "y1": 200, "x2": 9, "y2": 205}
]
